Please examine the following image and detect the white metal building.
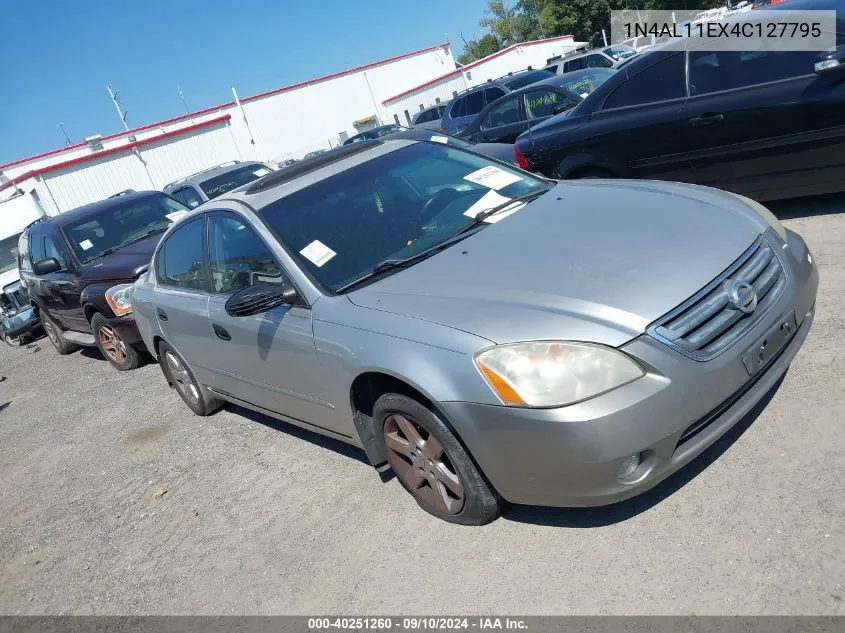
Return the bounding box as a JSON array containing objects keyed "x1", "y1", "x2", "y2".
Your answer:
[{"x1": 0, "y1": 36, "x2": 577, "y2": 218}]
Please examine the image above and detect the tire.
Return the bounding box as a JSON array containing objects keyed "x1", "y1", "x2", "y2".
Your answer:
[
  {"x1": 373, "y1": 393, "x2": 500, "y2": 525},
  {"x1": 90, "y1": 312, "x2": 141, "y2": 371},
  {"x1": 40, "y1": 311, "x2": 80, "y2": 355},
  {"x1": 157, "y1": 341, "x2": 223, "y2": 416}
]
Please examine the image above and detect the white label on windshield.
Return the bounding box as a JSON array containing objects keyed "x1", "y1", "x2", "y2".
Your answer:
[
  {"x1": 580, "y1": 92, "x2": 589, "y2": 98},
  {"x1": 79, "y1": 239, "x2": 94, "y2": 251},
  {"x1": 429, "y1": 136, "x2": 449, "y2": 144},
  {"x1": 463, "y1": 190, "x2": 525, "y2": 223},
  {"x1": 165, "y1": 210, "x2": 189, "y2": 223},
  {"x1": 299, "y1": 240, "x2": 336, "y2": 267},
  {"x1": 463, "y1": 165, "x2": 522, "y2": 190},
  {"x1": 253, "y1": 168, "x2": 271, "y2": 177}
]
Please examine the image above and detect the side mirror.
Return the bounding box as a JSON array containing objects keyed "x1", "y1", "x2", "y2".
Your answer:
[
  {"x1": 815, "y1": 46, "x2": 845, "y2": 74},
  {"x1": 225, "y1": 283, "x2": 298, "y2": 317},
  {"x1": 32, "y1": 257, "x2": 61, "y2": 276}
]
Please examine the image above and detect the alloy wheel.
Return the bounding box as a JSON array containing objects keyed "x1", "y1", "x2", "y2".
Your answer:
[
  {"x1": 165, "y1": 350, "x2": 199, "y2": 405},
  {"x1": 97, "y1": 324, "x2": 127, "y2": 364},
  {"x1": 44, "y1": 320, "x2": 59, "y2": 347},
  {"x1": 383, "y1": 413, "x2": 465, "y2": 515}
]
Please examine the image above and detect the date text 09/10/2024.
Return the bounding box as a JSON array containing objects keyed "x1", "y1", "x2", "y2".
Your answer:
[{"x1": 307, "y1": 618, "x2": 528, "y2": 630}]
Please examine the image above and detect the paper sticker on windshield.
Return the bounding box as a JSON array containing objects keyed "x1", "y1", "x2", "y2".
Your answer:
[
  {"x1": 79, "y1": 239, "x2": 94, "y2": 251},
  {"x1": 464, "y1": 190, "x2": 525, "y2": 223},
  {"x1": 253, "y1": 168, "x2": 271, "y2": 177},
  {"x1": 300, "y1": 240, "x2": 336, "y2": 267},
  {"x1": 463, "y1": 166, "x2": 522, "y2": 190},
  {"x1": 580, "y1": 92, "x2": 589, "y2": 99},
  {"x1": 165, "y1": 210, "x2": 189, "y2": 223},
  {"x1": 429, "y1": 136, "x2": 449, "y2": 144}
]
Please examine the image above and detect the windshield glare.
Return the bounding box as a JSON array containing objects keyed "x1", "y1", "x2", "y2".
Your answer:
[
  {"x1": 0, "y1": 233, "x2": 21, "y2": 274},
  {"x1": 63, "y1": 194, "x2": 190, "y2": 263},
  {"x1": 260, "y1": 142, "x2": 547, "y2": 293},
  {"x1": 200, "y1": 164, "x2": 272, "y2": 199}
]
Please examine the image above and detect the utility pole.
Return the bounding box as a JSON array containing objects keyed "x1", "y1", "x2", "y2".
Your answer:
[
  {"x1": 177, "y1": 86, "x2": 193, "y2": 122},
  {"x1": 107, "y1": 84, "x2": 130, "y2": 131},
  {"x1": 58, "y1": 122, "x2": 72, "y2": 146}
]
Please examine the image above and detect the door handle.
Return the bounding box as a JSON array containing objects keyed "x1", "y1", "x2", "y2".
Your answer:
[
  {"x1": 212, "y1": 324, "x2": 231, "y2": 341},
  {"x1": 689, "y1": 113, "x2": 724, "y2": 127},
  {"x1": 156, "y1": 308, "x2": 168, "y2": 321}
]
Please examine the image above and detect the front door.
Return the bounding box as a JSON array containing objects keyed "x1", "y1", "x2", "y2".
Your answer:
[
  {"x1": 43, "y1": 229, "x2": 86, "y2": 332},
  {"x1": 202, "y1": 212, "x2": 338, "y2": 433}
]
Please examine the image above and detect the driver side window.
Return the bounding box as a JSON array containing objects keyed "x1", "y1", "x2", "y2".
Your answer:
[
  {"x1": 208, "y1": 214, "x2": 286, "y2": 294},
  {"x1": 481, "y1": 96, "x2": 521, "y2": 130}
]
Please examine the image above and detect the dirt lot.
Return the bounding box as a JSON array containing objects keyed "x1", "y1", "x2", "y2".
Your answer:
[{"x1": 1, "y1": 194, "x2": 843, "y2": 615}]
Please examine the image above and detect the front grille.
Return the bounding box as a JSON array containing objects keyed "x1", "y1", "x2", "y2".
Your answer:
[
  {"x1": 649, "y1": 237, "x2": 786, "y2": 361},
  {"x1": 2, "y1": 283, "x2": 29, "y2": 312}
]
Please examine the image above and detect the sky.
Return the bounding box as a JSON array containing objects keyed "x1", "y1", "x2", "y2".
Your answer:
[{"x1": 0, "y1": 0, "x2": 489, "y2": 165}]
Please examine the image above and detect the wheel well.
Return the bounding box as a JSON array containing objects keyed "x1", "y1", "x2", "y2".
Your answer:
[
  {"x1": 83, "y1": 305, "x2": 98, "y2": 323},
  {"x1": 350, "y1": 372, "x2": 432, "y2": 420},
  {"x1": 152, "y1": 335, "x2": 165, "y2": 358}
]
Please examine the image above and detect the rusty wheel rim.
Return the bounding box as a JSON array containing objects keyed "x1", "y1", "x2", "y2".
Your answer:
[
  {"x1": 98, "y1": 324, "x2": 126, "y2": 364},
  {"x1": 164, "y1": 350, "x2": 199, "y2": 405},
  {"x1": 383, "y1": 413, "x2": 465, "y2": 515}
]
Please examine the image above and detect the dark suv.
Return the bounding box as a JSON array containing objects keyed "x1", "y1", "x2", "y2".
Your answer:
[
  {"x1": 439, "y1": 68, "x2": 554, "y2": 135},
  {"x1": 18, "y1": 191, "x2": 191, "y2": 370}
]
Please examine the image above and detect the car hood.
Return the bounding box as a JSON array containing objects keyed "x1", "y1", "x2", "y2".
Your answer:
[
  {"x1": 469, "y1": 142, "x2": 517, "y2": 165},
  {"x1": 348, "y1": 180, "x2": 767, "y2": 347},
  {"x1": 80, "y1": 234, "x2": 160, "y2": 283}
]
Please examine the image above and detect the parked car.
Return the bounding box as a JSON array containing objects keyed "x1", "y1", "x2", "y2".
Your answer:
[
  {"x1": 132, "y1": 138, "x2": 817, "y2": 524},
  {"x1": 619, "y1": 35, "x2": 668, "y2": 53},
  {"x1": 381, "y1": 127, "x2": 518, "y2": 164},
  {"x1": 544, "y1": 45, "x2": 637, "y2": 76},
  {"x1": 163, "y1": 161, "x2": 273, "y2": 209},
  {"x1": 19, "y1": 191, "x2": 192, "y2": 370},
  {"x1": 411, "y1": 105, "x2": 447, "y2": 130},
  {"x1": 517, "y1": 0, "x2": 845, "y2": 201},
  {"x1": 439, "y1": 68, "x2": 555, "y2": 135},
  {"x1": 343, "y1": 124, "x2": 405, "y2": 145},
  {"x1": 303, "y1": 149, "x2": 329, "y2": 159},
  {"x1": 456, "y1": 70, "x2": 617, "y2": 144}
]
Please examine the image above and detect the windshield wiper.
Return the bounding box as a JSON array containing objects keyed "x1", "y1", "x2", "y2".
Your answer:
[
  {"x1": 452, "y1": 188, "x2": 550, "y2": 237},
  {"x1": 85, "y1": 228, "x2": 168, "y2": 263}
]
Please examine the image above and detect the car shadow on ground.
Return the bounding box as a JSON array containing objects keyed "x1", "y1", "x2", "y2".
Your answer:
[
  {"x1": 501, "y1": 372, "x2": 786, "y2": 528},
  {"x1": 768, "y1": 192, "x2": 844, "y2": 220},
  {"x1": 226, "y1": 404, "x2": 372, "y2": 466}
]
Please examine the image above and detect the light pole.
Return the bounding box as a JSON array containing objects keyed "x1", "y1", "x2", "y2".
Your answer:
[{"x1": 58, "y1": 122, "x2": 71, "y2": 146}]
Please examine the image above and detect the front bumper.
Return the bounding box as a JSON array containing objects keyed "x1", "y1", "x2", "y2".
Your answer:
[
  {"x1": 1, "y1": 308, "x2": 41, "y2": 340},
  {"x1": 441, "y1": 229, "x2": 819, "y2": 507},
  {"x1": 105, "y1": 313, "x2": 144, "y2": 347}
]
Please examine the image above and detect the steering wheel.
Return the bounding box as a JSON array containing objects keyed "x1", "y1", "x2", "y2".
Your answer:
[{"x1": 419, "y1": 188, "x2": 465, "y2": 226}]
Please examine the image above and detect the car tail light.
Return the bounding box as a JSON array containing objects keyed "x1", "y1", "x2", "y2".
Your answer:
[{"x1": 515, "y1": 145, "x2": 530, "y2": 170}]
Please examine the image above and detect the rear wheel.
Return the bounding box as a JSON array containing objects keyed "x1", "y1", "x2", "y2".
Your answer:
[
  {"x1": 373, "y1": 393, "x2": 500, "y2": 525},
  {"x1": 40, "y1": 311, "x2": 79, "y2": 355},
  {"x1": 91, "y1": 312, "x2": 140, "y2": 371},
  {"x1": 158, "y1": 341, "x2": 223, "y2": 416}
]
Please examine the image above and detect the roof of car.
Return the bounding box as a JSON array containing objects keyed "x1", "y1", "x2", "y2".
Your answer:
[
  {"x1": 36, "y1": 190, "x2": 165, "y2": 228},
  {"x1": 162, "y1": 161, "x2": 264, "y2": 190}
]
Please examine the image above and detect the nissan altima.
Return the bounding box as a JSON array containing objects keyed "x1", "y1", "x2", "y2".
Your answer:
[{"x1": 131, "y1": 139, "x2": 818, "y2": 524}]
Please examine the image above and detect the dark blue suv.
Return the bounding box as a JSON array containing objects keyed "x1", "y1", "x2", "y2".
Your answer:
[{"x1": 439, "y1": 68, "x2": 554, "y2": 135}]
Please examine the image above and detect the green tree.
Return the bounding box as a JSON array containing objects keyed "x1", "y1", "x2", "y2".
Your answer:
[{"x1": 457, "y1": 33, "x2": 504, "y2": 64}]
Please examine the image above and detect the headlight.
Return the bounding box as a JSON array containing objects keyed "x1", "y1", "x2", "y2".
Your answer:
[
  {"x1": 105, "y1": 284, "x2": 134, "y2": 317},
  {"x1": 474, "y1": 341, "x2": 644, "y2": 408},
  {"x1": 735, "y1": 193, "x2": 787, "y2": 241}
]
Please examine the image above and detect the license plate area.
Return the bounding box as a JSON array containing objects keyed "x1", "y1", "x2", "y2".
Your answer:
[{"x1": 742, "y1": 311, "x2": 796, "y2": 376}]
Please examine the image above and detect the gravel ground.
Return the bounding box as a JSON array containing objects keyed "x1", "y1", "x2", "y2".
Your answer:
[{"x1": 0, "y1": 194, "x2": 843, "y2": 615}]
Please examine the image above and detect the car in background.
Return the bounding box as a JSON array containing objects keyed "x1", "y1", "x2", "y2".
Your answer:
[
  {"x1": 0, "y1": 200, "x2": 45, "y2": 346},
  {"x1": 132, "y1": 137, "x2": 816, "y2": 524},
  {"x1": 456, "y1": 69, "x2": 617, "y2": 144},
  {"x1": 381, "y1": 126, "x2": 518, "y2": 164},
  {"x1": 303, "y1": 149, "x2": 330, "y2": 159},
  {"x1": 343, "y1": 124, "x2": 405, "y2": 145},
  {"x1": 545, "y1": 45, "x2": 637, "y2": 75},
  {"x1": 619, "y1": 35, "x2": 667, "y2": 53},
  {"x1": 517, "y1": 0, "x2": 845, "y2": 201},
  {"x1": 18, "y1": 191, "x2": 192, "y2": 370},
  {"x1": 411, "y1": 105, "x2": 447, "y2": 130},
  {"x1": 163, "y1": 161, "x2": 274, "y2": 209},
  {"x1": 439, "y1": 68, "x2": 555, "y2": 135}
]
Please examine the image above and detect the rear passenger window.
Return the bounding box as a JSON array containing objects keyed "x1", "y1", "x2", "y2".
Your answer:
[
  {"x1": 464, "y1": 91, "x2": 485, "y2": 116},
  {"x1": 603, "y1": 53, "x2": 685, "y2": 109},
  {"x1": 483, "y1": 87, "x2": 506, "y2": 104},
  {"x1": 450, "y1": 96, "x2": 466, "y2": 118},
  {"x1": 157, "y1": 219, "x2": 207, "y2": 291}
]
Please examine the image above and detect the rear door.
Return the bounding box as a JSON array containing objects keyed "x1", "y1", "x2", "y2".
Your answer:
[
  {"x1": 44, "y1": 227, "x2": 86, "y2": 331},
  {"x1": 587, "y1": 52, "x2": 692, "y2": 181},
  {"x1": 682, "y1": 45, "x2": 845, "y2": 199},
  {"x1": 472, "y1": 93, "x2": 527, "y2": 143},
  {"x1": 152, "y1": 217, "x2": 213, "y2": 380}
]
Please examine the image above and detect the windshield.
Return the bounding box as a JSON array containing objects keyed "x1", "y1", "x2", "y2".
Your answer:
[
  {"x1": 199, "y1": 164, "x2": 272, "y2": 199},
  {"x1": 504, "y1": 69, "x2": 555, "y2": 90},
  {"x1": 260, "y1": 142, "x2": 548, "y2": 293},
  {"x1": 0, "y1": 233, "x2": 22, "y2": 274},
  {"x1": 603, "y1": 45, "x2": 637, "y2": 61},
  {"x1": 62, "y1": 194, "x2": 190, "y2": 264},
  {"x1": 554, "y1": 68, "x2": 616, "y2": 97}
]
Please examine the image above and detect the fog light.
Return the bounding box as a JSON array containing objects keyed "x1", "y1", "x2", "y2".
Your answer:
[{"x1": 616, "y1": 453, "x2": 642, "y2": 480}]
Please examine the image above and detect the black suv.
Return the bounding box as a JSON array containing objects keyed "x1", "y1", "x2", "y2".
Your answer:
[{"x1": 18, "y1": 191, "x2": 191, "y2": 370}]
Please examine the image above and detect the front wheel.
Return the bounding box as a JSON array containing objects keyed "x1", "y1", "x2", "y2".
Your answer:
[
  {"x1": 373, "y1": 393, "x2": 500, "y2": 525},
  {"x1": 91, "y1": 312, "x2": 140, "y2": 371}
]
